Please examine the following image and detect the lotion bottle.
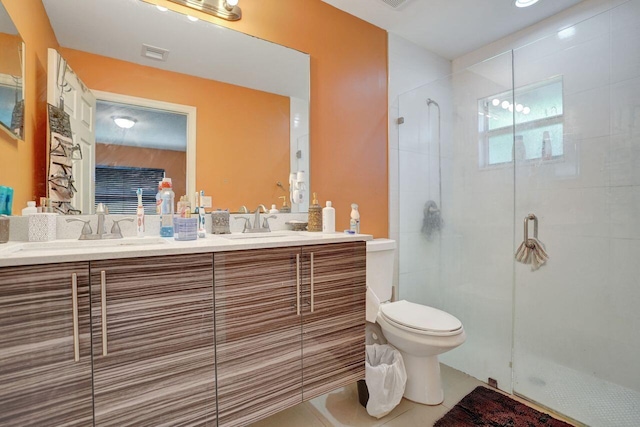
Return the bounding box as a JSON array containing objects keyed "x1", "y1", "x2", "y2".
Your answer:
[
  {"x1": 322, "y1": 201, "x2": 335, "y2": 234},
  {"x1": 349, "y1": 203, "x2": 360, "y2": 234},
  {"x1": 22, "y1": 201, "x2": 37, "y2": 216}
]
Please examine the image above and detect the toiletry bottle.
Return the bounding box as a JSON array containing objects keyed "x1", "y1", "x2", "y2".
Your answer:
[
  {"x1": 22, "y1": 201, "x2": 37, "y2": 216},
  {"x1": 159, "y1": 178, "x2": 175, "y2": 237},
  {"x1": 514, "y1": 135, "x2": 526, "y2": 161},
  {"x1": 350, "y1": 203, "x2": 360, "y2": 234},
  {"x1": 269, "y1": 204, "x2": 279, "y2": 214},
  {"x1": 322, "y1": 201, "x2": 335, "y2": 233},
  {"x1": 136, "y1": 188, "x2": 145, "y2": 237},
  {"x1": 198, "y1": 190, "x2": 206, "y2": 238},
  {"x1": 541, "y1": 131, "x2": 552, "y2": 160},
  {"x1": 308, "y1": 192, "x2": 322, "y2": 232}
]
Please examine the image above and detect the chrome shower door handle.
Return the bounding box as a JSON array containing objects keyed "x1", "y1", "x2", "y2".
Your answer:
[
  {"x1": 71, "y1": 273, "x2": 79, "y2": 362},
  {"x1": 101, "y1": 270, "x2": 108, "y2": 356}
]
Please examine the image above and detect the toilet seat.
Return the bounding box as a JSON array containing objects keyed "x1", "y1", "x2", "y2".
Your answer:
[{"x1": 379, "y1": 300, "x2": 463, "y2": 337}]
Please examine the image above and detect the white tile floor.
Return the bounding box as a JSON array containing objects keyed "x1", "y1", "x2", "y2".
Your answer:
[{"x1": 251, "y1": 364, "x2": 575, "y2": 427}]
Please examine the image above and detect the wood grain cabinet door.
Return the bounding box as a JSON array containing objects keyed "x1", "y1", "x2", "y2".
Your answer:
[
  {"x1": 0, "y1": 262, "x2": 93, "y2": 427},
  {"x1": 214, "y1": 247, "x2": 303, "y2": 427},
  {"x1": 90, "y1": 254, "x2": 216, "y2": 427},
  {"x1": 301, "y1": 242, "x2": 366, "y2": 401}
]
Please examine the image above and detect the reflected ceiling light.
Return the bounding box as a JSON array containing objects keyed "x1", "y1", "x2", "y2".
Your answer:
[
  {"x1": 523, "y1": 107, "x2": 531, "y2": 115},
  {"x1": 508, "y1": 104, "x2": 514, "y2": 112},
  {"x1": 514, "y1": 0, "x2": 539, "y2": 7},
  {"x1": 167, "y1": 0, "x2": 242, "y2": 21},
  {"x1": 515, "y1": 103, "x2": 524, "y2": 112},
  {"x1": 113, "y1": 116, "x2": 137, "y2": 129},
  {"x1": 156, "y1": 5, "x2": 168, "y2": 12},
  {"x1": 558, "y1": 27, "x2": 576, "y2": 39},
  {"x1": 501, "y1": 100, "x2": 510, "y2": 109},
  {"x1": 492, "y1": 98, "x2": 500, "y2": 107}
]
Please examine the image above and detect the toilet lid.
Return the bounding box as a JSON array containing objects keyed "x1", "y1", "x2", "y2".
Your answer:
[{"x1": 379, "y1": 300, "x2": 462, "y2": 333}]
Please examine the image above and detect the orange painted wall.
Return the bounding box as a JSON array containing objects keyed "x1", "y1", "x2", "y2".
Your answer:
[
  {"x1": 61, "y1": 47, "x2": 290, "y2": 211},
  {"x1": 96, "y1": 143, "x2": 187, "y2": 198},
  {"x1": 0, "y1": 0, "x2": 58, "y2": 213},
  {"x1": 153, "y1": 0, "x2": 389, "y2": 236},
  {"x1": 0, "y1": 32, "x2": 21, "y2": 75}
]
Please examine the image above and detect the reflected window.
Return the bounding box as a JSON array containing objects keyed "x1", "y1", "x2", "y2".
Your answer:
[
  {"x1": 95, "y1": 99, "x2": 187, "y2": 211},
  {"x1": 478, "y1": 76, "x2": 564, "y2": 167},
  {"x1": 95, "y1": 166, "x2": 164, "y2": 214}
]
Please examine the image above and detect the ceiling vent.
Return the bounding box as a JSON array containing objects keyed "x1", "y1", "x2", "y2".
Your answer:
[
  {"x1": 378, "y1": 0, "x2": 414, "y2": 9},
  {"x1": 141, "y1": 44, "x2": 169, "y2": 62}
]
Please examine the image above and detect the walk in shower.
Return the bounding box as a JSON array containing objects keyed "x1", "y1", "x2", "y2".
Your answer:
[{"x1": 395, "y1": 1, "x2": 640, "y2": 425}]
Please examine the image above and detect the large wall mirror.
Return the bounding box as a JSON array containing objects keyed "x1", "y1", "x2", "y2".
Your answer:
[
  {"x1": 0, "y1": 1, "x2": 24, "y2": 140},
  {"x1": 42, "y1": 0, "x2": 310, "y2": 214}
]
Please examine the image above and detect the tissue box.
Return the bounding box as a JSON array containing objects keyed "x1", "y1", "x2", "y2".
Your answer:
[{"x1": 28, "y1": 213, "x2": 57, "y2": 242}]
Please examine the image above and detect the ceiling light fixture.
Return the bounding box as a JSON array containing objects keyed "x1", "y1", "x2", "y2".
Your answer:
[
  {"x1": 187, "y1": 15, "x2": 199, "y2": 22},
  {"x1": 156, "y1": 5, "x2": 168, "y2": 12},
  {"x1": 113, "y1": 116, "x2": 137, "y2": 129},
  {"x1": 166, "y1": 0, "x2": 242, "y2": 21},
  {"x1": 514, "y1": 0, "x2": 539, "y2": 8}
]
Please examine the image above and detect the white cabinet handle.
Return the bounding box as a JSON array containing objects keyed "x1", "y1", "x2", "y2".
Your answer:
[
  {"x1": 71, "y1": 273, "x2": 79, "y2": 362},
  {"x1": 310, "y1": 253, "x2": 315, "y2": 313},
  {"x1": 101, "y1": 271, "x2": 108, "y2": 356},
  {"x1": 296, "y1": 254, "x2": 301, "y2": 316}
]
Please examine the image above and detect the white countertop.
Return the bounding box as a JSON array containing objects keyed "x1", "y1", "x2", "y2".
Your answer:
[{"x1": 0, "y1": 231, "x2": 372, "y2": 267}]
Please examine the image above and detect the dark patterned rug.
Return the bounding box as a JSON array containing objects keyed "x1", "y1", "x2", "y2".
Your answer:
[{"x1": 434, "y1": 386, "x2": 573, "y2": 426}]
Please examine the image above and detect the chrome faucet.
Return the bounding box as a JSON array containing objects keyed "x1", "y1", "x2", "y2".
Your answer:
[
  {"x1": 96, "y1": 203, "x2": 107, "y2": 237},
  {"x1": 253, "y1": 204, "x2": 267, "y2": 230},
  {"x1": 234, "y1": 205, "x2": 273, "y2": 233},
  {"x1": 67, "y1": 203, "x2": 133, "y2": 240}
]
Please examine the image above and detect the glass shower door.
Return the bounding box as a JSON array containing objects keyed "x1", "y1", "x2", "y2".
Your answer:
[{"x1": 512, "y1": 2, "x2": 640, "y2": 425}]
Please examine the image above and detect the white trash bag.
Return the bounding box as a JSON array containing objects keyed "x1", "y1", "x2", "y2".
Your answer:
[{"x1": 365, "y1": 343, "x2": 407, "y2": 418}]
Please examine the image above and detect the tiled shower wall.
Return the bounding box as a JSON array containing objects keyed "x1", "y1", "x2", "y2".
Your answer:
[{"x1": 390, "y1": 0, "x2": 640, "y2": 424}]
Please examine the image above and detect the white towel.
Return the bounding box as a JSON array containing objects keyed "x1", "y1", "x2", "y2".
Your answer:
[{"x1": 515, "y1": 237, "x2": 549, "y2": 271}]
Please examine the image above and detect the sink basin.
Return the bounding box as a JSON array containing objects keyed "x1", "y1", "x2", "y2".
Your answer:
[
  {"x1": 6, "y1": 237, "x2": 169, "y2": 254},
  {"x1": 220, "y1": 232, "x2": 308, "y2": 240}
]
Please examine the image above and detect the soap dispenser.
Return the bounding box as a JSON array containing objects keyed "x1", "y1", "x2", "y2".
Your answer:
[{"x1": 308, "y1": 192, "x2": 322, "y2": 232}]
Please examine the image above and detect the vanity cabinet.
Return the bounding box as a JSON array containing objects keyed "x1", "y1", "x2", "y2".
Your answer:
[
  {"x1": 214, "y1": 246, "x2": 303, "y2": 426},
  {"x1": 0, "y1": 240, "x2": 365, "y2": 427},
  {"x1": 300, "y1": 242, "x2": 366, "y2": 400},
  {"x1": 90, "y1": 254, "x2": 216, "y2": 426},
  {"x1": 214, "y1": 241, "x2": 366, "y2": 426},
  {"x1": 0, "y1": 262, "x2": 93, "y2": 427}
]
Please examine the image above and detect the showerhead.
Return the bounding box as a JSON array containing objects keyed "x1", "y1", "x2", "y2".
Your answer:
[{"x1": 426, "y1": 98, "x2": 439, "y2": 107}]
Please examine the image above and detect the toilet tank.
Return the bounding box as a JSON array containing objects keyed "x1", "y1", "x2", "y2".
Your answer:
[{"x1": 366, "y1": 239, "x2": 396, "y2": 303}]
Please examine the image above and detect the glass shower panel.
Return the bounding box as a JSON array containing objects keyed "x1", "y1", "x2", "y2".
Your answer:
[
  {"x1": 397, "y1": 51, "x2": 515, "y2": 392},
  {"x1": 513, "y1": 1, "x2": 640, "y2": 425}
]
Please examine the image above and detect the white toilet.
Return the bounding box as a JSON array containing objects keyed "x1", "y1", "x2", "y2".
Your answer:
[{"x1": 366, "y1": 239, "x2": 466, "y2": 405}]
